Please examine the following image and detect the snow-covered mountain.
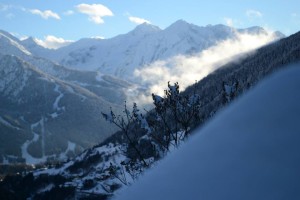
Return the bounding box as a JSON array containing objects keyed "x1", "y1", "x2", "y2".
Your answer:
[
  {"x1": 0, "y1": 30, "x2": 141, "y2": 164},
  {"x1": 0, "y1": 54, "x2": 122, "y2": 164},
  {"x1": 34, "y1": 20, "x2": 284, "y2": 80},
  {"x1": 0, "y1": 30, "x2": 32, "y2": 56},
  {"x1": 0, "y1": 30, "x2": 132, "y2": 105},
  {"x1": 115, "y1": 63, "x2": 300, "y2": 200},
  {"x1": 0, "y1": 29, "x2": 297, "y2": 200},
  {"x1": 20, "y1": 37, "x2": 54, "y2": 58}
]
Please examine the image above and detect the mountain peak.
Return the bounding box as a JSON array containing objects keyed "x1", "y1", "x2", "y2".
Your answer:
[
  {"x1": 131, "y1": 23, "x2": 161, "y2": 35},
  {"x1": 167, "y1": 19, "x2": 190, "y2": 30},
  {"x1": 0, "y1": 30, "x2": 20, "y2": 41},
  {"x1": 20, "y1": 36, "x2": 47, "y2": 50},
  {"x1": 22, "y1": 36, "x2": 37, "y2": 44},
  {"x1": 174, "y1": 19, "x2": 189, "y2": 25}
]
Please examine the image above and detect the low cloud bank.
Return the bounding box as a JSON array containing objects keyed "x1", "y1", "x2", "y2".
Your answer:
[
  {"x1": 35, "y1": 35, "x2": 73, "y2": 49},
  {"x1": 129, "y1": 30, "x2": 279, "y2": 105}
]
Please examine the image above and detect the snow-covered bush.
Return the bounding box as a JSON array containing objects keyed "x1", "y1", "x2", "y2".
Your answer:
[{"x1": 102, "y1": 82, "x2": 202, "y2": 185}]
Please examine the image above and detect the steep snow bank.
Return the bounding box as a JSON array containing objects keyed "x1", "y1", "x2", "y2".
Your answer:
[{"x1": 115, "y1": 64, "x2": 300, "y2": 200}]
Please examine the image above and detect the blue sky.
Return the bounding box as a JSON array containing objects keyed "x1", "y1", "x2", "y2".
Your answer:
[{"x1": 0, "y1": 0, "x2": 299, "y2": 43}]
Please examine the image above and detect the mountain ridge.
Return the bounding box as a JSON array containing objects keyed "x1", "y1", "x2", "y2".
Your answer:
[{"x1": 35, "y1": 22, "x2": 283, "y2": 80}]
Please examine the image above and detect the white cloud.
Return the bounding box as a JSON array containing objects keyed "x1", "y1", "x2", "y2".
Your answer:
[
  {"x1": 63, "y1": 10, "x2": 74, "y2": 16},
  {"x1": 246, "y1": 9, "x2": 263, "y2": 19},
  {"x1": 224, "y1": 17, "x2": 234, "y2": 27},
  {"x1": 129, "y1": 16, "x2": 151, "y2": 24},
  {"x1": 223, "y1": 17, "x2": 243, "y2": 28},
  {"x1": 29, "y1": 9, "x2": 61, "y2": 20},
  {"x1": 91, "y1": 36, "x2": 105, "y2": 39},
  {"x1": 76, "y1": 3, "x2": 113, "y2": 24},
  {"x1": 35, "y1": 35, "x2": 73, "y2": 49},
  {"x1": 0, "y1": 4, "x2": 26, "y2": 12},
  {"x1": 131, "y1": 31, "x2": 278, "y2": 104},
  {"x1": 19, "y1": 36, "x2": 29, "y2": 40}
]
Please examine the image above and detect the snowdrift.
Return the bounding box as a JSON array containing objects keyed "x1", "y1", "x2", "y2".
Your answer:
[{"x1": 115, "y1": 64, "x2": 300, "y2": 200}]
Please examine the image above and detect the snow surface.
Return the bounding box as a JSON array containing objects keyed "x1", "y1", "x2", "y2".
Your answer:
[
  {"x1": 0, "y1": 31, "x2": 31, "y2": 56},
  {"x1": 21, "y1": 132, "x2": 43, "y2": 164},
  {"x1": 0, "y1": 55, "x2": 32, "y2": 98},
  {"x1": 114, "y1": 65, "x2": 300, "y2": 200},
  {"x1": 33, "y1": 142, "x2": 151, "y2": 195},
  {"x1": 59, "y1": 141, "x2": 76, "y2": 160},
  {"x1": 21, "y1": 118, "x2": 47, "y2": 164},
  {"x1": 53, "y1": 84, "x2": 64, "y2": 111},
  {"x1": 21, "y1": 117, "x2": 76, "y2": 164}
]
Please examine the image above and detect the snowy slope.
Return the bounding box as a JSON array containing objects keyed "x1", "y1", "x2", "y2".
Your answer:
[
  {"x1": 0, "y1": 30, "x2": 31, "y2": 56},
  {"x1": 20, "y1": 37, "x2": 54, "y2": 58},
  {"x1": 0, "y1": 54, "x2": 121, "y2": 164},
  {"x1": 115, "y1": 64, "x2": 300, "y2": 200},
  {"x1": 41, "y1": 21, "x2": 282, "y2": 80}
]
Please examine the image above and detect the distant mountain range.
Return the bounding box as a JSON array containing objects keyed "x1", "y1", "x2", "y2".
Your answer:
[
  {"x1": 0, "y1": 20, "x2": 284, "y2": 164},
  {"x1": 0, "y1": 31, "x2": 130, "y2": 163},
  {"x1": 21, "y1": 20, "x2": 284, "y2": 80}
]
